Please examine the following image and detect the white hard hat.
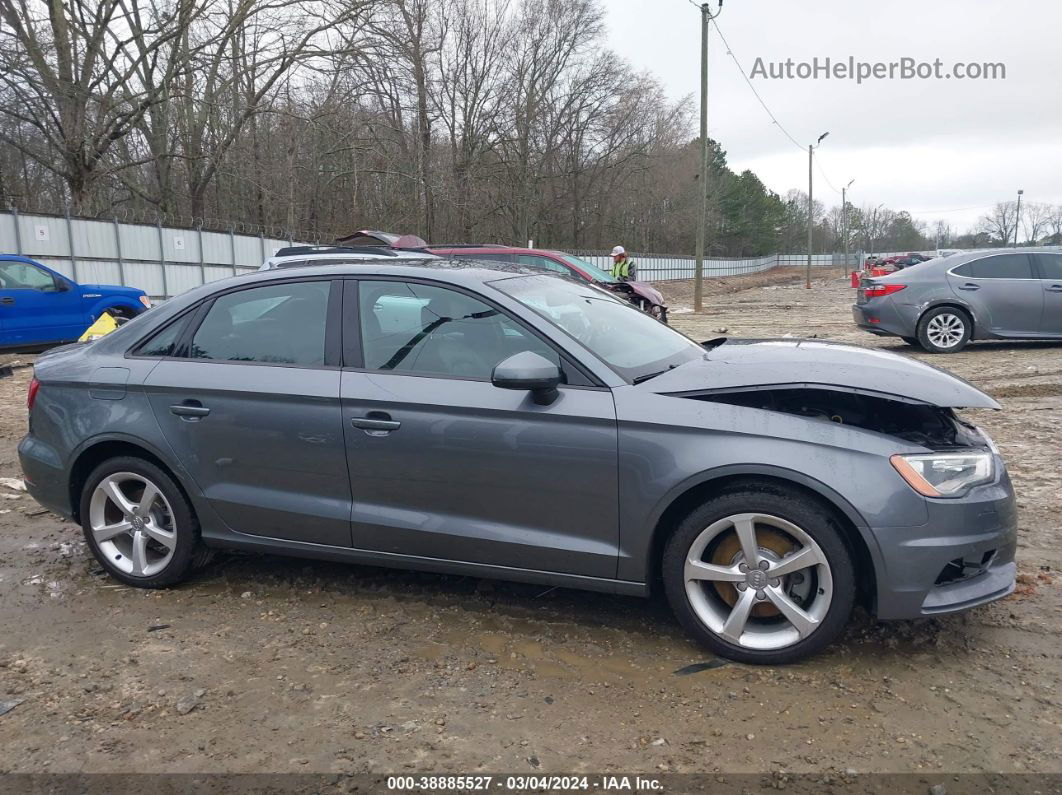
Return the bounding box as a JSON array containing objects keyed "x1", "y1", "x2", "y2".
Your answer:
[{"x1": 610, "y1": 246, "x2": 625, "y2": 256}]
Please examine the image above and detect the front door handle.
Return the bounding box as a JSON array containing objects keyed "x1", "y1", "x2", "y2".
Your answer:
[
  {"x1": 351, "y1": 412, "x2": 401, "y2": 434},
  {"x1": 1047, "y1": 284, "x2": 1062, "y2": 293},
  {"x1": 0, "y1": 297, "x2": 14, "y2": 305},
  {"x1": 170, "y1": 401, "x2": 211, "y2": 419},
  {"x1": 957, "y1": 282, "x2": 980, "y2": 291}
]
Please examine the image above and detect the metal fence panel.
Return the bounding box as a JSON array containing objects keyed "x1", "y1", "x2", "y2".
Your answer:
[
  {"x1": 202, "y1": 230, "x2": 234, "y2": 266},
  {"x1": 0, "y1": 210, "x2": 863, "y2": 300}
]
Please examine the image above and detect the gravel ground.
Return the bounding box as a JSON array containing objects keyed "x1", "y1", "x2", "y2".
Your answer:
[{"x1": 0, "y1": 269, "x2": 1059, "y2": 778}]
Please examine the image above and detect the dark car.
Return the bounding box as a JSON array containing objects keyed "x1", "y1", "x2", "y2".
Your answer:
[
  {"x1": 853, "y1": 248, "x2": 1062, "y2": 352},
  {"x1": 20, "y1": 259, "x2": 1017, "y2": 664},
  {"x1": 423, "y1": 246, "x2": 669, "y2": 323}
]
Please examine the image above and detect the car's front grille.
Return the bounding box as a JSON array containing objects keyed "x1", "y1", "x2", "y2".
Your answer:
[{"x1": 935, "y1": 550, "x2": 996, "y2": 585}]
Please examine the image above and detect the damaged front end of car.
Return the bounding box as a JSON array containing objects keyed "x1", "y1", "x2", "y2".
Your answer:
[{"x1": 624, "y1": 337, "x2": 1017, "y2": 619}]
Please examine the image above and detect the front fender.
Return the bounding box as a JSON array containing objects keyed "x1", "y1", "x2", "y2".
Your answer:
[
  {"x1": 87, "y1": 297, "x2": 143, "y2": 320},
  {"x1": 621, "y1": 462, "x2": 885, "y2": 585}
]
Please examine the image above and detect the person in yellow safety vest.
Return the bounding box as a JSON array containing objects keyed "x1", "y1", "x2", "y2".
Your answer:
[{"x1": 610, "y1": 246, "x2": 637, "y2": 281}]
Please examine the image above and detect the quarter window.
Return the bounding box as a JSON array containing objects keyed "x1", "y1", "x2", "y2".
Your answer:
[
  {"x1": 188, "y1": 281, "x2": 331, "y2": 365},
  {"x1": 358, "y1": 280, "x2": 561, "y2": 380},
  {"x1": 135, "y1": 315, "x2": 190, "y2": 357}
]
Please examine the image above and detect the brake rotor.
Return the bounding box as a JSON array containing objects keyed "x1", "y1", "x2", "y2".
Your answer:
[{"x1": 711, "y1": 524, "x2": 797, "y2": 617}]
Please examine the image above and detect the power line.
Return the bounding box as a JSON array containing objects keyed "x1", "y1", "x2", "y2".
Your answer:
[
  {"x1": 710, "y1": 18, "x2": 805, "y2": 153},
  {"x1": 712, "y1": 18, "x2": 850, "y2": 196},
  {"x1": 906, "y1": 203, "x2": 995, "y2": 215}
]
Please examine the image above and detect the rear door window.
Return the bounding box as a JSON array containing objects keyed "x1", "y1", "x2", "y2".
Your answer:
[
  {"x1": 965, "y1": 254, "x2": 1033, "y2": 279},
  {"x1": 188, "y1": 281, "x2": 332, "y2": 366}
]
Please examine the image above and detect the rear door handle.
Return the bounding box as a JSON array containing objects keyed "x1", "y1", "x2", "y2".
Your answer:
[
  {"x1": 1047, "y1": 284, "x2": 1062, "y2": 293},
  {"x1": 0, "y1": 297, "x2": 14, "y2": 305},
  {"x1": 958, "y1": 282, "x2": 980, "y2": 291},
  {"x1": 170, "y1": 401, "x2": 211, "y2": 419},
  {"x1": 351, "y1": 412, "x2": 401, "y2": 434}
]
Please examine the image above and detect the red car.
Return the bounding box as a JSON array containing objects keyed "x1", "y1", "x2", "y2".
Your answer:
[
  {"x1": 424, "y1": 245, "x2": 669, "y2": 323},
  {"x1": 336, "y1": 231, "x2": 669, "y2": 322}
]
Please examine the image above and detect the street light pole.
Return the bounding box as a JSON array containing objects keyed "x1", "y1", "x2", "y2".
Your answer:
[
  {"x1": 842, "y1": 178, "x2": 854, "y2": 276},
  {"x1": 693, "y1": 1, "x2": 721, "y2": 312},
  {"x1": 806, "y1": 131, "x2": 828, "y2": 289},
  {"x1": 1014, "y1": 189, "x2": 1024, "y2": 246}
]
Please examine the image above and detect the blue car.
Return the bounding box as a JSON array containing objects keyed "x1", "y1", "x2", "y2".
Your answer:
[{"x1": 0, "y1": 255, "x2": 150, "y2": 351}]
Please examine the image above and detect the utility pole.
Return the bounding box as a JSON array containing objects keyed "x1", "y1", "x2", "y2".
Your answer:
[
  {"x1": 1014, "y1": 189, "x2": 1024, "y2": 246},
  {"x1": 842, "y1": 179, "x2": 854, "y2": 276},
  {"x1": 692, "y1": 0, "x2": 722, "y2": 313},
  {"x1": 806, "y1": 131, "x2": 828, "y2": 289}
]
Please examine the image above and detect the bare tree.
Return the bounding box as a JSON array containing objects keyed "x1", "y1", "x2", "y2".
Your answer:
[
  {"x1": 1021, "y1": 201, "x2": 1052, "y2": 245},
  {"x1": 978, "y1": 201, "x2": 1019, "y2": 246},
  {"x1": 0, "y1": 0, "x2": 200, "y2": 213}
]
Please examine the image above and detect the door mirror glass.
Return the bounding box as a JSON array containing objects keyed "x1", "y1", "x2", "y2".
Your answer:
[{"x1": 491, "y1": 351, "x2": 562, "y2": 405}]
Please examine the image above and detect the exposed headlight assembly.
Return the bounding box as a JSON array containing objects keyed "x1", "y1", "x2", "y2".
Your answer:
[{"x1": 890, "y1": 452, "x2": 994, "y2": 498}]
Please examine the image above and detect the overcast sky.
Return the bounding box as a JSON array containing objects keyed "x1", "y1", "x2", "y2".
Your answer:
[{"x1": 604, "y1": 0, "x2": 1062, "y2": 234}]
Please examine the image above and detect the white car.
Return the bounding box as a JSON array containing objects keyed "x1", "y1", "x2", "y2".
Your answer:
[{"x1": 259, "y1": 245, "x2": 439, "y2": 271}]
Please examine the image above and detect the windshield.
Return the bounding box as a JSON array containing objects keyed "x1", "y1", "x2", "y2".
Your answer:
[
  {"x1": 553, "y1": 253, "x2": 618, "y2": 283},
  {"x1": 490, "y1": 275, "x2": 703, "y2": 382}
]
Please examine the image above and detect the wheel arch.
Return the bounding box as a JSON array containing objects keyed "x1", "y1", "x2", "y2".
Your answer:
[
  {"x1": 920, "y1": 300, "x2": 977, "y2": 337},
  {"x1": 643, "y1": 466, "x2": 881, "y2": 610},
  {"x1": 67, "y1": 434, "x2": 192, "y2": 525}
]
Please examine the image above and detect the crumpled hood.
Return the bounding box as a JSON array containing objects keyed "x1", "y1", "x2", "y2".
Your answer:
[
  {"x1": 641, "y1": 339, "x2": 1000, "y2": 409},
  {"x1": 624, "y1": 280, "x2": 665, "y2": 306}
]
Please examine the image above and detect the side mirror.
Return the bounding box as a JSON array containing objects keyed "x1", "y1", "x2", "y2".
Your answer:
[
  {"x1": 52, "y1": 278, "x2": 71, "y2": 292},
  {"x1": 491, "y1": 351, "x2": 562, "y2": 406}
]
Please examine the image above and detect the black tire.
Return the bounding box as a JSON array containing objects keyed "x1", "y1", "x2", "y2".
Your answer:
[
  {"x1": 662, "y1": 482, "x2": 856, "y2": 665},
  {"x1": 80, "y1": 456, "x2": 203, "y2": 588},
  {"x1": 916, "y1": 306, "x2": 971, "y2": 353}
]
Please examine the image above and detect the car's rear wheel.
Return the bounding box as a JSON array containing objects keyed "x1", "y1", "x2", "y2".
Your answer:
[
  {"x1": 80, "y1": 457, "x2": 206, "y2": 588},
  {"x1": 662, "y1": 484, "x2": 856, "y2": 664},
  {"x1": 917, "y1": 306, "x2": 971, "y2": 353}
]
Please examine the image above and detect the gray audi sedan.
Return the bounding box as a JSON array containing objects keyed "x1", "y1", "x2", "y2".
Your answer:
[
  {"x1": 19, "y1": 260, "x2": 1017, "y2": 663},
  {"x1": 854, "y1": 248, "x2": 1062, "y2": 352}
]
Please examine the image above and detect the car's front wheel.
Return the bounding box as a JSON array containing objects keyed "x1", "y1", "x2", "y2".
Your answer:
[
  {"x1": 80, "y1": 456, "x2": 206, "y2": 588},
  {"x1": 917, "y1": 306, "x2": 971, "y2": 353},
  {"x1": 662, "y1": 483, "x2": 856, "y2": 664}
]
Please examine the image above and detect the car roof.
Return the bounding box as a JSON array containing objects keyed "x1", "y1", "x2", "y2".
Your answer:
[{"x1": 0, "y1": 254, "x2": 45, "y2": 265}]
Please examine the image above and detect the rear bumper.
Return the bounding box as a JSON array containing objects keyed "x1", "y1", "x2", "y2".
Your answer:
[
  {"x1": 851, "y1": 301, "x2": 917, "y2": 339},
  {"x1": 872, "y1": 467, "x2": 1018, "y2": 619},
  {"x1": 18, "y1": 434, "x2": 75, "y2": 519}
]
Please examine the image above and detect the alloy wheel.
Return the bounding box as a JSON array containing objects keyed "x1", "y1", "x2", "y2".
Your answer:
[
  {"x1": 683, "y1": 512, "x2": 833, "y2": 651},
  {"x1": 88, "y1": 472, "x2": 177, "y2": 577},
  {"x1": 926, "y1": 313, "x2": 965, "y2": 349}
]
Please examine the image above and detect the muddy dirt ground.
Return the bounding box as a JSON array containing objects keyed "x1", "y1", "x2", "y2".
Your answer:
[{"x1": 0, "y1": 269, "x2": 1058, "y2": 779}]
